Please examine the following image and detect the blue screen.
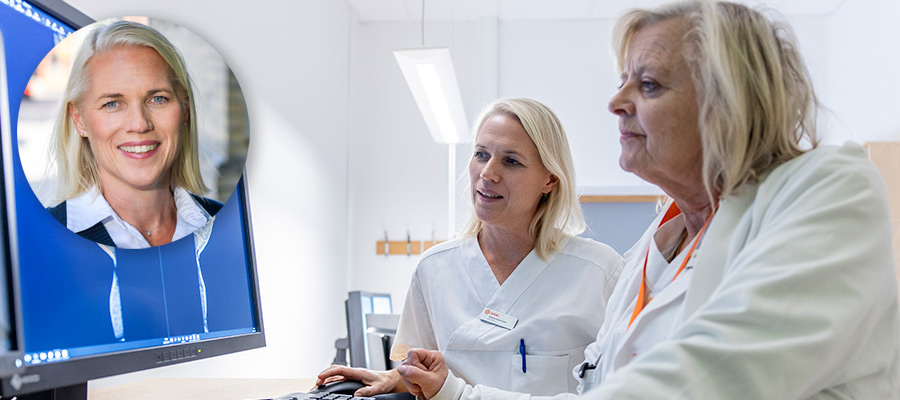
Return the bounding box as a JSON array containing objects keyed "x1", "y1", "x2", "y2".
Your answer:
[{"x1": 0, "y1": 1, "x2": 259, "y2": 367}]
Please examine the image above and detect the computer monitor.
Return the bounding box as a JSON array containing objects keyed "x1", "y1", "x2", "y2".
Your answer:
[
  {"x1": 364, "y1": 313, "x2": 400, "y2": 371},
  {"x1": 0, "y1": 1, "x2": 265, "y2": 398},
  {"x1": 345, "y1": 291, "x2": 392, "y2": 369}
]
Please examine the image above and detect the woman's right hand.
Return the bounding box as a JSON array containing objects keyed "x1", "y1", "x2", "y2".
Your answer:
[
  {"x1": 396, "y1": 349, "x2": 449, "y2": 399},
  {"x1": 315, "y1": 365, "x2": 404, "y2": 397}
]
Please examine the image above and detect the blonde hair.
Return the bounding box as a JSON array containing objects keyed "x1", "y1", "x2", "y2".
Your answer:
[
  {"x1": 612, "y1": 1, "x2": 819, "y2": 200},
  {"x1": 461, "y1": 98, "x2": 585, "y2": 260},
  {"x1": 51, "y1": 19, "x2": 207, "y2": 203}
]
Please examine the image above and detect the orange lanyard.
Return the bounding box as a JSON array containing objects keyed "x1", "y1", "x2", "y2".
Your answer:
[{"x1": 627, "y1": 203, "x2": 715, "y2": 329}]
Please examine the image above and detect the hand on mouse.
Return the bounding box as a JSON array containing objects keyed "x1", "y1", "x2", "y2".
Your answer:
[{"x1": 316, "y1": 365, "x2": 404, "y2": 397}]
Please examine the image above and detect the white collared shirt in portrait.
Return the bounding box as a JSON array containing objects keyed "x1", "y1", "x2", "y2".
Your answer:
[{"x1": 65, "y1": 186, "x2": 212, "y2": 249}]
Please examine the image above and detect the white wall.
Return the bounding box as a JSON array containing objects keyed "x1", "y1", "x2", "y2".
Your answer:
[
  {"x1": 815, "y1": 0, "x2": 900, "y2": 143},
  {"x1": 64, "y1": 0, "x2": 354, "y2": 389},
  {"x1": 347, "y1": 19, "x2": 484, "y2": 305}
]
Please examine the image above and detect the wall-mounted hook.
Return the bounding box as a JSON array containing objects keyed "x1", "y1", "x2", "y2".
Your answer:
[
  {"x1": 376, "y1": 231, "x2": 423, "y2": 256},
  {"x1": 424, "y1": 229, "x2": 442, "y2": 252},
  {"x1": 406, "y1": 231, "x2": 412, "y2": 256}
]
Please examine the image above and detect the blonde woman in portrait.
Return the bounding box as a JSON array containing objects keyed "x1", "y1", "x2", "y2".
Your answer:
[{"x1": 47, "y1": 20, "x2": 221, "y2": 248}]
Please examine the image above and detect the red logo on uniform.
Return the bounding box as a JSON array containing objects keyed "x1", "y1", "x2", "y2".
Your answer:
[{"x1": 485, "y1": 309, "x2": 490, "y2": 315}]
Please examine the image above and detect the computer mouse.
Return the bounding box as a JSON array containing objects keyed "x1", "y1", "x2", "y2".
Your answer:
[{"x1": 309, "y1": 380, "x2": 366, "y2": 396}]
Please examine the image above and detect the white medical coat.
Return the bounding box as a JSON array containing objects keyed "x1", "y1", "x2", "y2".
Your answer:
[
  {"x1": 433, "y1": 143, "x2": 900, "y2": 400},
  {"x1": 392, "y1": 235, "x2": 623, "y2": 395}
]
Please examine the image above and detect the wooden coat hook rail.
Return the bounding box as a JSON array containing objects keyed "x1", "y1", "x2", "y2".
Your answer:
[{"x1": 376, "y1": 230, "x2": 443, "y2": 256}]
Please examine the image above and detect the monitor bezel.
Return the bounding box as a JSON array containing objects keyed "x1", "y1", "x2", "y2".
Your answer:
[
  {"x1": 26, "y1": 0, "x2": 92, "y2": 29},
  {"x1": 0, "y1": 175, "x2": 265, "y2": 396},
  {"x1": 0, "y1": 26, "x2": 26, "y2": 379}
]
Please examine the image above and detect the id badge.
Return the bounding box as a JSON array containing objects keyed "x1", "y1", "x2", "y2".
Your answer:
[{"x1": 479, "y1": 308, "x2": 518, "y2": 330}]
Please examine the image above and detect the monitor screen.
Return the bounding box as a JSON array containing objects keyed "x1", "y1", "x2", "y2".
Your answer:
[
  {"x1": 345, "y1": 291, "x2": 392, "y2": 368},
  {"x1": 0, "y1": 21, "x2": 25, "y2": 379},
  {"x1": 0, "y1": 1, "x2": 265, "y2": 397}
]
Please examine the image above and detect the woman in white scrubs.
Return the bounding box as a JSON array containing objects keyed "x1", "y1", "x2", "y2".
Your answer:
[
  {"x1": 316, "y1": 99, "x2": 624, "y2": 396},
  {"x1": 395, "y1": 2, "x2": 900, "y2": 399}
]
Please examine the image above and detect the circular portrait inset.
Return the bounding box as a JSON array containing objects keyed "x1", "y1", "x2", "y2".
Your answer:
[{"x1": 18, "y1": 17, "x2": 249, "y2": 248}]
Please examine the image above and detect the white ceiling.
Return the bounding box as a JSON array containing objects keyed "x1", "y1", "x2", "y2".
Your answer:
[{"x1": 349, "y1": 0, "x2": 847, "y2": 22}]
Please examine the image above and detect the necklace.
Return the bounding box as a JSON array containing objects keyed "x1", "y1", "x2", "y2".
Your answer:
[{"x1": 142, "y1": 202, "x2": 173, "y2": 237}]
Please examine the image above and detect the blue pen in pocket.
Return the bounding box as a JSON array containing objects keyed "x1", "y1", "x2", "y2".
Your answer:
[{"x1": 519, "y1": 338, "x2": 526, "y2": 373}]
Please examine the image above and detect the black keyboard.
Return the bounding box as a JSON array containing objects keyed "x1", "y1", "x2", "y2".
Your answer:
[
  {"x1": 274, "y1": 393, "x2": 377, "y2": 400},
  {"x1": 274, "y1": 392, "x2": 417, "y2": 400}
]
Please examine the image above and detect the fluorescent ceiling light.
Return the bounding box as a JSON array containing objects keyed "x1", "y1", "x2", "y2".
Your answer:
[{"x1": 394, "y1": 48, "x2": 468, "y2": 144}]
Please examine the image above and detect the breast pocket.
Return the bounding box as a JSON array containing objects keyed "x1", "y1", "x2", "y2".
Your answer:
[{"x1": 509, "y1": 353, "x2": 571, "y2": 396}]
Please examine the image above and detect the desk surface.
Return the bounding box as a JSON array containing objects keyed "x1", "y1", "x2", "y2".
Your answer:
[{"x1": 89, "y1": 378, "x2": 315, "y2": 400}]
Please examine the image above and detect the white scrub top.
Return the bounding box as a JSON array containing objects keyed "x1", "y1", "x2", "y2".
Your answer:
[{"x1": 393, "y1": 235, "x2": 623, "y2": 395}]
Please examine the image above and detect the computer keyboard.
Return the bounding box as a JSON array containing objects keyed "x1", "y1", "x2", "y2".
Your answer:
[
  {"x1": 273, "y1": 392, "x2": 417, "y2": 400},
  {"x1": 273, "y1": 393, "x2": 377, "y2": 400}
]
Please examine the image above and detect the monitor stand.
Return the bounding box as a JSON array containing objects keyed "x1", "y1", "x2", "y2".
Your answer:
[{"x1": 17, "y1": 383, "x2": 87, "y2": 400}]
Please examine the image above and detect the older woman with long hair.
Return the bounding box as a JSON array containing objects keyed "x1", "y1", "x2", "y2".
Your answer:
[
  {"x1": 48, "y1": 20, "x2": 220, "y2": 248},
  {"x1": 396, "y1": 2, "x2": 899, "y2": 399},
  {"x1": 315, "y1": 98, "x2": 623, "y2": 397}
]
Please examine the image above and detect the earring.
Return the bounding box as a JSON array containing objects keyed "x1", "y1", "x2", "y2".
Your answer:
[{"x1": 79, "y1": 131, "x2": 86, "y2": 137}]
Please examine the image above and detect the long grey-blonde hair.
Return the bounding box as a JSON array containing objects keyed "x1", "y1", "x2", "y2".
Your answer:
[
  {"x1": 612, "y1": 0, "x2": 819, "y2": 200},
  {"x1": 461, "y1": 98, "x2": 585, "y2": 260},
  {"x1": 50, "y1": 19, "x2": 207, "y2": 204}
]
